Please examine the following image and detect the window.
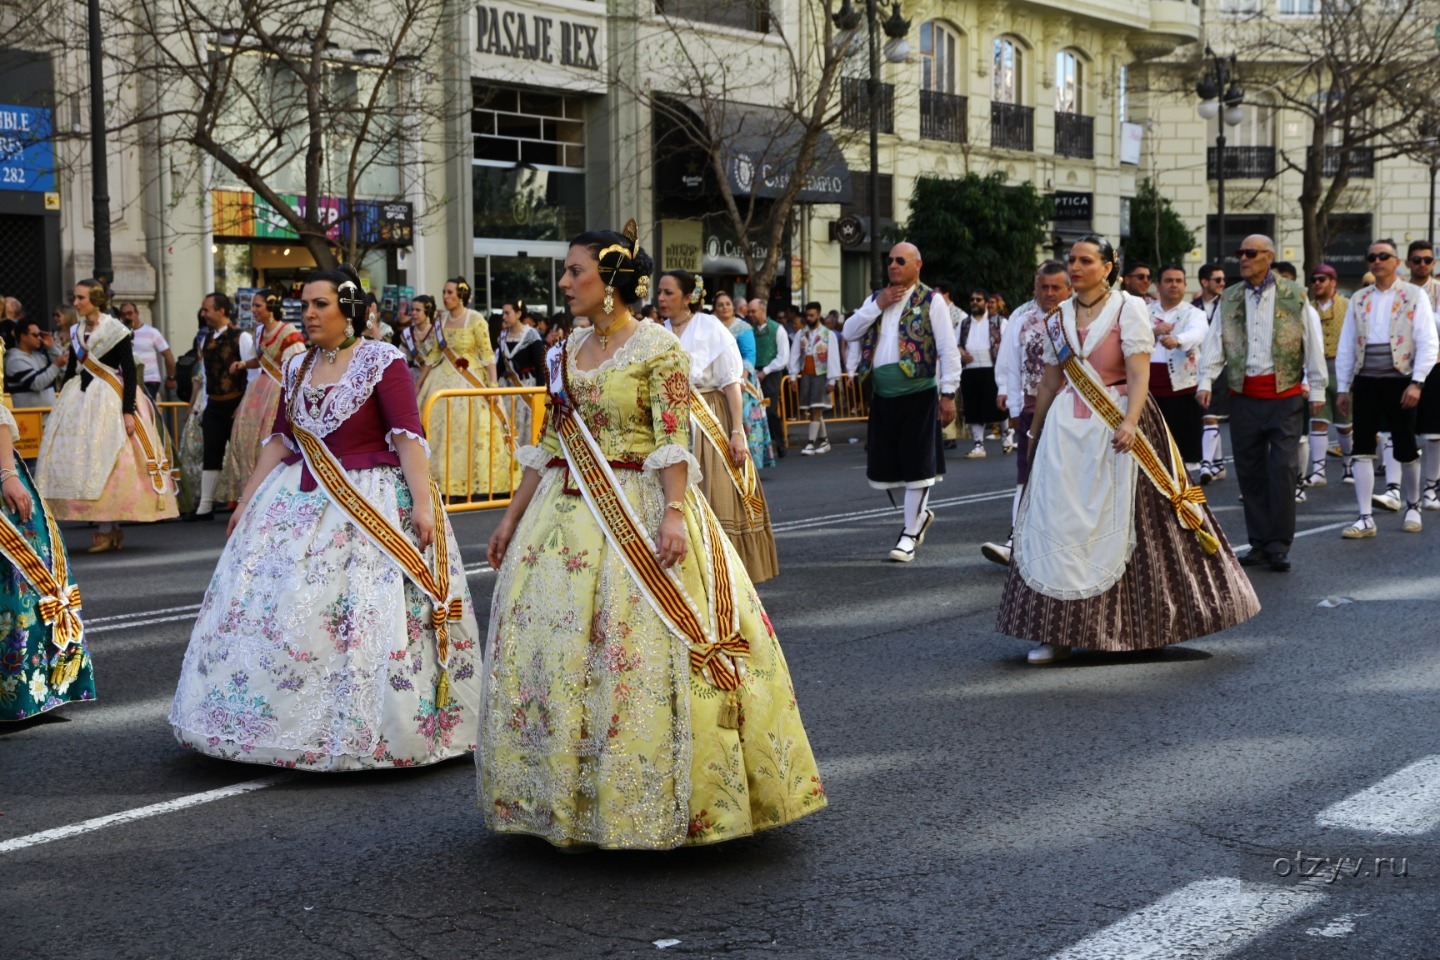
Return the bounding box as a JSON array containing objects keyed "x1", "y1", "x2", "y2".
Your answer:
[
  {"x1": 1210, "y1": 101, "x2": 1272, "y2": 148},
  {"x1": 1118, "y1": 65, "x2": 1128, "y2": 123},
  {"x1": 993, "y1": 37, "x2": 1021, "y2": 105},
  {"x1": 473, "y1": 85, "x2": 587, "y2": 169},
  {"x1": 1055, "y1": 50, "x2": 1081, "y2": 114},
  {"x1": 921, "y1": 21, "x2": 960, "y2": 94},
  {"x1": 654, "y1": 0, "x2": 770, "y2": 32},
  {"x1": 1278, "y1": 0, "x2": 1319, "y2": 12},
  {"x1": 1219, "y1": 0, "x2": 1261, "y2": 13}
]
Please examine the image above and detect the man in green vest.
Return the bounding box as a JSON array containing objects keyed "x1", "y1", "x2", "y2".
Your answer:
[
  {"x1": 748, "y1": 299, "x2": 791, "y2": 457},
  {"x1": 1196, "y1": 234, "x2": 1329, "y2": 572}
]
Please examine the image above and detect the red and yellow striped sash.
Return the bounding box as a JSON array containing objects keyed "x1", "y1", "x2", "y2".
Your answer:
[
  {"x1": 688, "y1": 389, "x2": 765, "y2": 523},
  {"x1": 1045, "y1": 309, "x2": 1219, "y2": 555},
  {"x1": 0, "y1": 482, "x2": 85, "y2": 684},
  {"x1": 81, "y1": 353, "x2": 174, "y2": 496},
  {"x1": 259, "y1": 350, "x2": 284, "y2": 385},
  {"x1": 290, "y1": 420, "x2": 463, "y2": 706}
]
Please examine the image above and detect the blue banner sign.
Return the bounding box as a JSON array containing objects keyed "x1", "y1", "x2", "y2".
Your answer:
[{"x1": 0, "y1": 105, "x2": 55, "y2": 194}]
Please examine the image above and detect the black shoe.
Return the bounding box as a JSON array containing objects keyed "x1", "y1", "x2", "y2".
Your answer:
[
  {"x1": 1238, "y1": 549, "x2": 1267, "y2": 568},
  {"x1": 943, "y1": 439, "x2": 957, "y2": 450},
  {"x1": 1268, "y1": 552, "x2": 1291, "y2": 572},
  {"x1": 183, "y1": 510, "x2": 215, "y2": 522}
]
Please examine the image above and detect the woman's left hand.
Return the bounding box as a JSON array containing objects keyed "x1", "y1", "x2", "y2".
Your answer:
[
  {"x1": 1112, "y1": 422, "x2": 1138, "y2": 455},
  {"x1": 413, "y1": 501, "x2": 436, "y2": 552},
  {"x1": 2, "y1": 475, "x2": 32, "y2": 523},
  {"x1": 123, "y1": 413, "x2": 136, "y2": 437},
  {"x1": 728, "y1": 433, "x2": 748, "y2": 467},
  {"x1": 656, "y1": 511, "x2": 687, "y2": 568}
]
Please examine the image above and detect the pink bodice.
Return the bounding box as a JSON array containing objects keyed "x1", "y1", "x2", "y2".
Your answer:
[{"x1": 1064, "y1": 322, "x2": 1128, "y2": 419}]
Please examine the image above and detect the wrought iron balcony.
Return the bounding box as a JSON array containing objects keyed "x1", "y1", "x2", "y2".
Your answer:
[
  {"x1": 920, "y1": 90, "x2": 968, "y2": 144},
  {"x1": 1207, "y1": 146, "x2": 1277, "y2": 179},
  {"x1": 1322, "y1": 146, "x2": 1375, "y2": 178},
  {"x1": 1054, "y1": 111, "x2": 1094, "y2": 159},
  {"x1": 841, "y1": 77, "x2": 894, "y2": 134},
  {"x1": 990, "y1": 101, "x2": 1034, "y2": 152}
]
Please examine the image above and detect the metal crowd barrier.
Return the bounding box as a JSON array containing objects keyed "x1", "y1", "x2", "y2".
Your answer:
[
  {"x1": 778, "y1": 373, "x2": 870, "y2": 436},
  {"x1": 14, "y1": 400, "x2": 193, "y2": 468},
  {"x1": 421, "y1": 386, "x2": 547, "y2": 512}
]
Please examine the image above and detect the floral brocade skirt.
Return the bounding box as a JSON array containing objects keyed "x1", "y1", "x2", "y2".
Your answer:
[
  {"x1": 742, "y1": 368, "x2": 776, "y2": 468},
  {"x1": 217, "y1": 374, "x2": 283, "y2": 502},
  {"x1": 0, "y1": 464, "x2": 94, "y2": 721},
  {"x1": 169, "y1": 462, "x2": 481, "y2": 770},
  {"x1": 479, "y1": 464, "x2": 826, "y2": 849}
]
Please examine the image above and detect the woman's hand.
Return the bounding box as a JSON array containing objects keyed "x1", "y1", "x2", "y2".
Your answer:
[
  {"x1": 656, "y1": 510, "x2": 687, "y2": 568},
  {"x1": 728, "y1": 431, "x2": 748, "y2": 467},
  {"x1": 226, "y1": 503, "x2": 245, "y2": 538},
  {"x1": 412, "y1": 500, "x2": 436, "y2": 552},
  {"x1": 2, "y1": 475, "x2": 32, "y2": 523},
  {"x1": 1112, "y1": 421, "x2": 1139, "y2": 455},
  {"x1": 123, "y1": 413, "x2": 136, "y2": 437},
  {"x1": 487, "y1": 517, "x2": 515, "y2": 569}
]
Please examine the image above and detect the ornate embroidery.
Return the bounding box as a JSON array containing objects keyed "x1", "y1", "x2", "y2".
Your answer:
[{"x1": 285, "y1": 339, "x2": 407, "y2": 439}]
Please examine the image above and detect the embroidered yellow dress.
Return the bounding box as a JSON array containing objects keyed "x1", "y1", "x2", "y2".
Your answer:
[
  {"x1": 416, "y1": 309, "x2": 515, "y2": 497},
  {"x1": 478, "y1": 322, "x2": 826, "y2": 849}
]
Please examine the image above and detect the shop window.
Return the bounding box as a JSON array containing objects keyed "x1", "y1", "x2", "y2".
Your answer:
[
  {"x1": 654, "y1": 0, "x2": 771, "y2": 33},
  {"x1": 473, "y1": 84, "x2": 587, "y2": 170}
]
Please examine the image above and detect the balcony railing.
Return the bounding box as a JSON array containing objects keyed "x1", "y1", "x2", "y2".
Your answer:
[
  {"x1": 1054, "y1": 111, "x2": 1094, "y2": 159},
  {"x1": 1322, "y1": 146, "x2": 1375, "y2": 178},
  {"x1": 841, "y1": 76, "x2": 895, "y2": 134},
  {"x1": 920, "y1": 90, "x2": 968, "y2": 143},
  {"x1": 990, "y1": 101, "x2": 1034, "y2": 152},
  {"x1": 1207, "y1": 146, "x2": 1277, "y2": 180}
]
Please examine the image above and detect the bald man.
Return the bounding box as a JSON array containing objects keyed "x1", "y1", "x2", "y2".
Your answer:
[
  {"x1": 1197, "y1": 234, "x2": 1328, "y2": 571},
  {"x1": 842, "y1": 242, "x2": 963, "y2": 562}
]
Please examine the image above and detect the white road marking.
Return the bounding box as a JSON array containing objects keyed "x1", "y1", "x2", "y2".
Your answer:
[
  {"x1": 1315, "y1": 755, "x2": 1440, "y2": 835},
  {"x1": 0, "y1": 776, "x2": 289, "y2": 854},
  {"x1": 1047, "y1": 877, "x2": 1323, "y2": 960}
]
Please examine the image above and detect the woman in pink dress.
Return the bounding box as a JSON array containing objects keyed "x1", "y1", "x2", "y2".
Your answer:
[
  {"x1": 997, "y1": 236, "x2": 1259, "y2": 663},
  {"x1": 170, "y1": 265, "x2": 481, "y2": 770},
  {"x1": 217, "y1": 290, "x2": 306, "y2": 502}
]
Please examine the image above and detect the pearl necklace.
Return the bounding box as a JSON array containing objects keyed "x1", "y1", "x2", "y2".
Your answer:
[{"x1": 321, "y1": 335, "x2": 357, "y2": 364}]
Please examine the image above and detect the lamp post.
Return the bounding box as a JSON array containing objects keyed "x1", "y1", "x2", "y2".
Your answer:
[
  {"x1": 1196, "y1": 47, "x2": 1243, "y2": 273},
  {"x1": 833, "y1": 0, "x2": 910, "y2": 291},
  {"x1": 87, "y1": 0, "x2": 112, "y2": 289}
]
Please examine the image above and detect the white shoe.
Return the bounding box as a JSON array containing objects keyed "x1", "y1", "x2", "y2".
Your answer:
[
  {"x1": 800, "y1": 442, "x2": 816, "y2": 456},
  {"x1": 1372, "y1": 485, "x2": 1402, "y2": 512},
  {"x1": 1342, "y1": 515, "x2": 1377, "y2": 539},
  {"x1": 1212, "y1": 463, "x2": 1227, "y2": 482},
  {"x1": 1404, "y1": 505, "x2": 1423, "y2": 533},
  {"x1": 1002, "y1": 430, "x2": 1017, "y2": 454},
  {"x1": 814, "y1": 440, "x2": 831, "y2": 455},
  {"x1": 1199, "y1": 461, "x2": 1215, "y2": 485},
  {"x1": 1342, "y1": 464, "x2": 1355, "y2": 485},
  {"x1": 1423, "y1": 484, "x2": 1440, "y2": 510},
  {"x1": 1027, "y1": 643, "x2": 1072, "y2": 664},
  {"x1": 1302, "y1": 469, "x2": 1327, "y2": 488},
  {"x1": 889, "y1": 532, "x2": 917, "y2": 562},
  {"x1": 1294, "y1": 485, "x2": 1307, "y2": 504},
  {"x1": 981, "y1": 539, "x2": 1012, "y2": 566},
  {"x1": 914, "y1": 509, "x2": 936, "y2": 546},
  {"x1": 966, "y1": 442, "x2": 987, "y2": 459}
]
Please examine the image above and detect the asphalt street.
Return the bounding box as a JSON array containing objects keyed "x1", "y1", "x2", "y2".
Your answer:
[{"x1": 6, "y1": 422, "x2": 1440, "y2": 959}]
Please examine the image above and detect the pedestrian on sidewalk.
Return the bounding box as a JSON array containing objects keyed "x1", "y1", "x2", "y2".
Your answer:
[
  {"x1": 842, "y1": 241, "x2": 961, "y2": 563},
  {"x1": 789, "y1": 301, "x2": 842, "y2": 455}
]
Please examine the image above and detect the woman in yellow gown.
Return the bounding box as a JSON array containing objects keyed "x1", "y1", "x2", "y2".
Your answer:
[
  {"x1": 480, "y1": 225, "x2": 826, "y2": 849},
  {"x1": 415, "y1": 278, "x2": 515, "y2": 499}
]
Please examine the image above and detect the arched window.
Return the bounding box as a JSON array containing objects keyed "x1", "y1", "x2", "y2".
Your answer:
[
  {"x1": 1055, "y1": 50, "x2": 1082, "y2": 114},
  {"x1": 921, "y1": 21, "x2": 961, "y2": 94},
  {"x1": 993, "y1": 37, "x2": 1021, "y2": 105}
]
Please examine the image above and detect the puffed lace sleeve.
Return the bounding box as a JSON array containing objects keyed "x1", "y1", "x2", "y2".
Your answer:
[
  {"x1": 0, "y1": 403, "x2": 18, "y2": 440},
  {"x1": 374, "y1": 355, "x2": 431, "y2": 455},
  {"x1": 643, "y1": 338, "x2": 702, "y2": 485},
  {"x1": 514, "y1": 393, "x2": 560, "y2": 472},
  {"x1": 1120, "y1": 294, "x2": 1157, "y2": 358}
]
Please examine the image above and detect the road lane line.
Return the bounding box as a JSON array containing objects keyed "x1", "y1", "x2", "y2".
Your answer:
[
  {"x1": 1047, "y1": 877, "x2": 1323, "y2": 960},
  {"x1": 0, "y1": 776, "x2": 290, "y2": 854},
  {"x1": 85, "y1": 603, "x2": 203, "y2": 625},
  {"x1": 1315, "y1": 755, "x2": 1440, "y2": 835}
]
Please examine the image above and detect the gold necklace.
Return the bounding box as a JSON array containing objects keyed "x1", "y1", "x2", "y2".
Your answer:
[
  {"x1": 594, "y1": 315, "x2": 634, "y2": 350},
  {"x1": 1075, "y1": 291, "x2": 1109, "y2": 310}
]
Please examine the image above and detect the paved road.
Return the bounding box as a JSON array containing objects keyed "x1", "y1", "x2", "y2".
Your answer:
[{"x1": 6, "y1": 424, "x2": 1440, "y2": 959}]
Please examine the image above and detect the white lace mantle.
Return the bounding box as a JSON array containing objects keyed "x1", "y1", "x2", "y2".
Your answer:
[
  {"x1": 568, "y1": 321, "x2": 678, "y2": 379},
  {"x1": 284, "y1": 339, "x2": 407, "y2": 438}
]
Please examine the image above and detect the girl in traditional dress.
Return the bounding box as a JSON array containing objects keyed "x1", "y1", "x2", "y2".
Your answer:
[
  {"x1": 170, "y1": 264, "x2": 481, "y2": 770},
  {"x1": 658, "y1": 272, "x2": 779, "y2": 584},
  {"x1": 480, "y1": 225, "x2": 825, "y2": 849},
  {"x1": 997, "y1": 236, "x2": 1260, "y2": 664},
  {"x1": 715, "y1": 291, "x2": 776, "y2": 468},
  {"x1": 36, "y1": 280, "x2": 179, "y2": 552},
  {"x1": 496, "y1": 299, "x2": 547, "y2": 446},
  {"x1": 0, "y1": 401, "x2": 92, "y2": 721},
  {"x1": 217, "y1": 290, "x2": 306, "y2": 503},
  {"x1": 415, "y1": 278, "x2": 514, "y2": 500}
]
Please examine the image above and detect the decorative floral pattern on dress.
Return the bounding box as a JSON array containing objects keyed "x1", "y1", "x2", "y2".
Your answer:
[{"x1": 285, "y1": 339, "x2": 409, "y2": 439}]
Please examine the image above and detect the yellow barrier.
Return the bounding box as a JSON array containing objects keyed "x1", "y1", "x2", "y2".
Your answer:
[
  {"x1": 15, "y1": 400, "x2": 192, "y2": 466},
  {"x1": 421, "y1": 386, "x2": 547, "y2": 512},
  {"x1": 778, "y1": 374, "x2": 870, "y2": 436}
]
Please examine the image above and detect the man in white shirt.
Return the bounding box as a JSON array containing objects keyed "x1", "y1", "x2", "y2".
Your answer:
[
  {"x1": 983, "y1": 260, "x2": 1070, "y2": 565},
  {"x1": 788, "y1": 302, "x2": 843, "y2": 455},
  {"x1": 1148, "y1": 264, "x2": 1210, "y2": 474},
  {"x1": 1335, "y1": 239, "x2": 1439, "y2": 537},
  {"x1": 958, "y1": 297, "x2": 1008, "y2": 458},
  {"x1": 120, "y1": 302, "x2": 177, "y2": 399},
  {"x1": 1191, "y1": 263, "x2": 1230, "y2": 482},
  {"x1": 1405, "y1": 239, "x2": 1440, "y2": 509},
  {"x1": 1197, "y1": 235, "x2": 1328, "y2": 572},
  {"x1": 842, "y1": 242, "x2": 962, "y2": 562}
]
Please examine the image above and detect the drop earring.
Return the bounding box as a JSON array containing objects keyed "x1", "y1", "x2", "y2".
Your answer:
[
  {"x1": 603, "y1": 285, "x2": 615, "y2": 316},
  {"x1": 345, "y1": 320, "x2": 355, "y2": 338}
]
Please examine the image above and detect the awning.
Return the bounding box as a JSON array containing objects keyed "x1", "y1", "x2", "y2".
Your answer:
[{"x1": 659, "y1": 97, "x2": 853, "y2": 205}]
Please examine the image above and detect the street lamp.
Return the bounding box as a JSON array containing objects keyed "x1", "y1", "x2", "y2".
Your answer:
[
  {"x1": 1196, "y1": 47, "x2": 1243, "y2": 273},
  {"x1": 87, "y1": 0, "x2": 112, "y2": 289},
  {"x1": 833, "y1": 0, "x2": 910, "y2": 291}
]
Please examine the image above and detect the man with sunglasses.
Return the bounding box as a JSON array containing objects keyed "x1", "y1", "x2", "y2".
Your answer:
[
  {"x1": 1407, "y1": 240, "x2": 1440, "y2": 510},
  {"x1": 1335, "y1": 240, "x2": 1438, "y2": 538},
  {"x1": 1197, "y1": 235, "x2": 1327, "y2": 572},
  {"x1": 1122, "y1": 262, "x2": 1155, "y2": 303},
  {"x1": 843, "y1": 242, "x2": 962, "y2": 562},
  {"x1": 1304, "y1": 265, "x2": 1352, "y2": 487}
]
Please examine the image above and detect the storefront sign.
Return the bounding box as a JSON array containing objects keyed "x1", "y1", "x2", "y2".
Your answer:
[
  {"x1": 0, "y1": 105, "x2": 54, "y2": 194},
  {"x1": 1052, "y1": 191, "x2": 1093, "y2": 222},
  {"x1": 213, "y1": 191, "x2": 413, "y2": 246},
  {"x1": 471, "y1": 1, "x2": 607, "y2": 92},
  {"x1": 661, "y1": 219, "x2": 703, "y2": 273}
]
